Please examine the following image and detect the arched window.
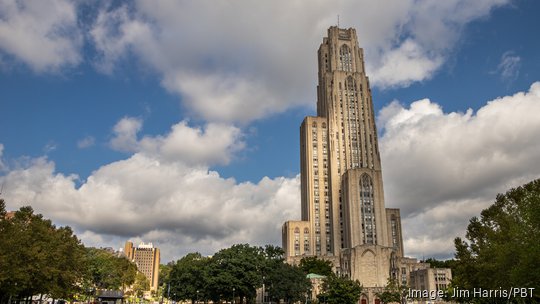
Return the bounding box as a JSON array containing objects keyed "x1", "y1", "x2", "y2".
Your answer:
[
  {"x1": 339, "y1": 44, "x2": 352, "y2": 71},
  {"x1": 360, "y1": 174, "x2": 376, "y2": 244}
]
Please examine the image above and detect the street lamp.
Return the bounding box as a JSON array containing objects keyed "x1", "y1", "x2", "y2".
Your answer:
[
  {"x1": 232, "y1": 288, "x2": 235, "y2": 304},
  {"x1": 196, "y1": 290, "x2": 199, "y2": 304}
]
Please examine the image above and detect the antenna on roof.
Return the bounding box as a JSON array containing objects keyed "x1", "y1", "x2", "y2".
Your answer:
[{"x1": 337, "y1": 15, "x2": 340, "y2": 28}]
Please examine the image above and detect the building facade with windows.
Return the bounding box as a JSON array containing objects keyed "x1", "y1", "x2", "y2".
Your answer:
[
  {"x1": 282, "y1": 26, "x2": 448, "y2": 303},
  {"x1": 124, "y1": 241, "x2": 160, "y2": 292}
]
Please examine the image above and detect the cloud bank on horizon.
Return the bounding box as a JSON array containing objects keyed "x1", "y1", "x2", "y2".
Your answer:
[{"x1": 2, "y1": 0, "x2": 539, "y2": 262}]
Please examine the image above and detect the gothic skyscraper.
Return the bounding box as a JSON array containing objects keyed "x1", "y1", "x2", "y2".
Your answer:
[
  {"x1": 283, "y1": 26, "x2": 452, "y2": 304},
  {"x1": 283, "y1": 26, "x2": 404, "y2": 288}
]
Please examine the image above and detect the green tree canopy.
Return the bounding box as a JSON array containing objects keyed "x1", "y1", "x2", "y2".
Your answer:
[
  {"x1": 167, "y1": 252, "x2": 210, "y2": 304},
  {"x1": 207, "y1": 244, "x2": 265, "y2": 303},
  {"x1": 265, "y1": 262, "x2": 311, "y2": 303},
  {"x1": 422, "y1": 258, "x2": 455, "y2": 269},
  {"x1": 132, "y1": 272, "x2": 150, "y2": 298},
  {"x1": 299, "y1": 256, "x2": 333, "y2": 276},
  {"x1": 0, "y1": 203, "x2": 87, "y2": 302},
  {"x1": 318, "y1": 274, "x2": 362, "y2": 304},
  {"x1": 166, "y1": 244, "x2": 313, "y2": 304},
  {"x1": 377, "y1": 278, "x2": 405, "y2": 304},
  {"x1": 85, "y1": 247, "x2": 137, "y2": 292},
  {"x1": 453, "y1": 179, "x2": 540, "y2": 302}
]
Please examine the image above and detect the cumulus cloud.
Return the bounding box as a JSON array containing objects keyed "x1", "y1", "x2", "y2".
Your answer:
[
  {"x1": 109, "y1": 117, "x2": 245, "y2": 166},
  {"x1": 368, "y1": 39, "x2": 443, "y2": 88},
  {"x1": 0, "y1": 0, "x2": 82, "y2": 72},
  {"x1": 380, "y1": 82, "x2": 540, "y2": 258},
  {"x1": 88, "y1": 0, "x2": 510, "y2": 123},
  {"x1": 0, "y1": 154, "x2": 300, "y2": 261},
  {"x1": 3, "y1": 82, "x2": 540, "y2": 261},
  {"x1": 77, "y1": 136, "x2": 96, "y2": 149},
  {"x1": 109, "y1": 117, "x2": 143, "y2": 153}
]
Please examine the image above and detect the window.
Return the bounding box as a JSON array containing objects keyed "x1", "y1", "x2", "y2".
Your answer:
[
  {"x1": 294, "y1": 227, "x2": 300, "y2": 256},
  {"x1": 339, "y1": 45, "x2": 352, "y2": 71},
  {"x1": 360, "y1": 174, "x2": 376, "y2": 244},
  {"x1": 303, "y1": 228, "x2": 310, "y2": 252}
]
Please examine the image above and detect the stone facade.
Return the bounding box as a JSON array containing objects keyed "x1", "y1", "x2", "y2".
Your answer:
[{"x1": 282, "y1": 26, "x2": 451, "y2": 303}]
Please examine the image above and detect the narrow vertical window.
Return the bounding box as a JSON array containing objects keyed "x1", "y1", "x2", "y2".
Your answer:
[
  {"x1": 294, "y1": 227, "x2": 300, "y2": 256},
  {"x1": 339, "y1": 44, "x2": 352, "y2": 71},
  {"x1": 304, "y1": 228, "x2": 310, "y2": 253},
  {"x1": 360, "y1": 174, "x2": 376, "y2": 244}
]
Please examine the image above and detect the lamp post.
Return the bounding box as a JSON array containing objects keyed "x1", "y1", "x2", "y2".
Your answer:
[
  {"x1": 232, "y1": 288, "x2": 235, "y2": 304},
  {"x1": 196, "y1": 290, "x2": 199, "y2": 304}
]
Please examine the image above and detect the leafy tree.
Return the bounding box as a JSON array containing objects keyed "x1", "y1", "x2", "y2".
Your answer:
[
  {"x1": 207, "y1": 244, "x2": 265, "y2": 303},
  {"x1": 256, "y1": 245, "x2": 310, "y2": 303},
  {"x1": 0, "y1": 203, "x2": 87, "y2": 302},
  {"x1": 299, "y1": 256, "x2": 333, "y2": 276},
  {"x1": 133, "y1": 272, "x2": 150, "y2": 298},
  {"x1": 422, "y1": 258, "x2": 455, "y2": 269},
  {"x1": 167, "y1": 252, "x2": 210, "y2": 304},
  {"x1": 265, "y1": 263, "x2": 311, "y2": 303},
  {"x1": 158, "y1": 262, "x2": 174, "y2": 288},
  {"x1": 453, "y1": 179, "x2": 540, "y2": 302},
  {"x1": 377, "y1": 278, "x2": 404, "y2": 304},
  {"x1": 317, "y1": 274, "x2": 362, "y2": 304},
  {"x1": 85, "y1": 247, "x2": 137, "y2": 291}
]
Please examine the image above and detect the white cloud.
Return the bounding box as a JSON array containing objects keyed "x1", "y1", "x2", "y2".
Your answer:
[
  {"x1": 368, "y1": 39, "x2": 444, "y2": 88},
  {"x1": 109, "y1": 117, "x2": 143, "y2": 153},
  {"x1": 89, "y1": 0, "x2": 510, "y2": 123},
  {"x1": 161, "y1": 72, "x2": 286, "y2": 123},
  {"x1": 0, "y1": 0, "x2": 82, "y2": 72},
  {"x1": 109, "y1": 117, "x2": 245, "y2": 166},
  {"x1": 380, "y1": 82, "x2": 540, "y2": 258},
  {"x1": 495, "y1": 51, "x2": 521, "y2": 82},
  {"x1": 0, "y1": 154, "x2": 300, "y2": 261},
  {"x1": 77, "y1": 136, "x2": 96, "y2": 149}
]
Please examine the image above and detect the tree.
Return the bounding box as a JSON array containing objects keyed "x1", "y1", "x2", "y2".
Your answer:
[
  {"x1": 265, "y1": 263, "x2": 311, "y2": 303},
  {"x1": 206, "y1": 244, "x2": 265, "y2": 303},
  {"x1": 256, "y1": 245, "x2": 310, "y2": 303},
  {"x1": 0, "y1": 203, "x2": 87, "y2": 302},
  {"x1": 158, "y1": 262, "x2": 173, "y2": 288},
  {"x1": 422, "y1": 258, "x2": 455, "y2": 269},
  {"x1": 453, "y1": 179, "x2": 540, "y2": 302},
  {"x1": 167, "y1": 252, "x2": 210, "y2": 304},
  {"x1": 133, "y1": 272, "x2": 150, "y2": 298},
  {"x1": 85, "y1": 248, "x2": 137, "y2": 292},
  {"x1": 317, "y1": 274, "x2": 362, "y2": 304},
  {"x1": 377, "y1": 278, "x2": 404, "y2": 304},
  {"x1": 299, "y1": 256, "x2": 333, "y2": 276}
]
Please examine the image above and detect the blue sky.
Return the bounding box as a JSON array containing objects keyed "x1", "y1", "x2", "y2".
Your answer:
[{"x1": 1, "y1": 0, "x2": 540, "y2": 262}]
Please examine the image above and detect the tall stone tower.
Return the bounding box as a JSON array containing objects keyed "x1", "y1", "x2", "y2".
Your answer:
[{"x1": 283, "y1": 26, "x2": 404, "y2": 288}]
